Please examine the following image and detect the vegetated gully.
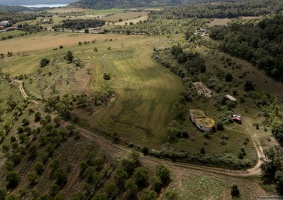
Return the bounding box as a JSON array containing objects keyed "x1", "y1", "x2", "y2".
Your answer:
[{"x1": 17, "y1": 80, "x2": 266, "y2": 178}]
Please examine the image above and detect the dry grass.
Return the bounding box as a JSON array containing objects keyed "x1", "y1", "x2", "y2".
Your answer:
[
  {"x1": 103, "y1": 12, "x2": 148, "y2": 22},
  {"x1": 0, "y1": 32, "x2": 133, "y2": 55},
  {"x1": 166, "y1": 168, "x2": 267, "y2": 200},
  {"x1": 47, "y1": 7, "x2": 88, "y2": 13},
  {"x1": 208, "y1": 18, "x2": 232, "y2": 27}
]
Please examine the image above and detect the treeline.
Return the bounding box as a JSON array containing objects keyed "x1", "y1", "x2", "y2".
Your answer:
[
  {"x1": 261, "y1": 146, "x2": 283, "y2": 195},
  {"x1": 52, "y1": 19, "x2": 105, "y2": 31},
  {"x1": 209, "y1": 15, "x2": 283, "y2": 82},
  {"x1": 70, "y1": 0, "x2": 152, "y2": 9},
  {"x1": 156, "y1": 0, "x2": 283, "y2": 19},
  {"x1": 0, "y1": 5, "x2": 32, "y2": 13},
  {"x1": 0, "y1": 12, "x2": 37, "y2": 25}
]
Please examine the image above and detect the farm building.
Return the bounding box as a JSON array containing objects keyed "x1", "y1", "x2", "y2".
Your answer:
[{"x1": 189, "y1": 109, "x2": 215, "y2": 132}]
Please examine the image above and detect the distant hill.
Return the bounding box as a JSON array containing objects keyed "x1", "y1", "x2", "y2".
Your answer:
[
  {"x1": 0, "y1": 5, "x2": 32, "y2": 12},
  {"x1": 0, "y1": 0, "x2": 77, "y2": 6},
  {"x1": 70, "y1": 0, "x2": 182, "y2": 9}
]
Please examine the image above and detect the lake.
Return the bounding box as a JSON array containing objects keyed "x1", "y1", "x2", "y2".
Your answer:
[{"x1": 21, "y1": 4, "x2": 68, "y2": 8}]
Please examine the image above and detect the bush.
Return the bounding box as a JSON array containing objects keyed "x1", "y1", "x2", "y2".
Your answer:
[
  {"x1": 140, "y1": 189, "x2": 157, "y2": 200},
  {"x1": 156, "y1": 164, "x2": 170, "y2": 184},
  {"x1": 54, "y1": 168, "x2": 67, "y2": 188},
  {"x1": 231, "y1": 184, "x2": 240, "y2": 198},
  {"x1": 216, "y1": 121, "x2": 224, "y2": 130},
  {"x1": 103, "y1": 73, "x2": 111, "y2": 80},
  {"x1": 40, "y1": 58, "x2": 50, "y2": 68},
  {"x1": 6, "y1": 171, "x2": 21, "y2": 189},
  {"x1": 133, "y1": 167, "x2": 149, "y2": 187},
  {"x1": 0, "y1": 187, "x2": 7, "y2": 200}
]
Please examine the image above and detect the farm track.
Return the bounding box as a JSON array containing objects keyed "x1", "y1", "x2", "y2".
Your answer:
[
  {"x1": 13, "y1": 80, "x2": 28, "y2": 99},
  {"x1": 75, "y1": 125, "x2": 263, "y2": 178}
]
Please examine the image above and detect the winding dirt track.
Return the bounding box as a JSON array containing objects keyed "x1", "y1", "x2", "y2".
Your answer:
[
  {"x1": 16, "y1": 80, "x2": 268, "y2": 198},
  {"x1": 76, "y1": 125, "x2": 264, "y2": 178},
  {"x1": 16, "y1": 81, "x2": 266, "y2": 177},
  {"x1": 13, "y1": 80, "x2": 28, "y2": 99}
]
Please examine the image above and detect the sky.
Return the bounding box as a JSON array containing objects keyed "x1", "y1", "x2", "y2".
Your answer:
[{"x1": 0, "y1": 0, "x2": 78, "y2": 5}]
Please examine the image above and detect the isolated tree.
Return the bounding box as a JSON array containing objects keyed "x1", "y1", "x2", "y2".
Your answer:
[
  {"x1": 231, "y1": 184, "x2": 240, "y2": 198},
  {"x1": 244, "y1": 80, "x2": 254, "y2": 91},
  {"x1": 200, "y1": 147, "x2": 206, "y2": 154},
  {"x1": 40, "y1": 58, "x2": 50, "y2": 67},
  {"x1": 225, "y1": 72, "x2": 233, "y2": 82},
  {"x1": 65, "y1": 50, "x2": 74, "y2": 63},
  {"x1": 7, "y1": 52, "x2": 13, "y2": 57},
  {"x1": 216, "y1": 121, "x2": 224, "y2": 130}
]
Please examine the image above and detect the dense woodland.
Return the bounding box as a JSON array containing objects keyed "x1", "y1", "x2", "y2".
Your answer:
[
  {"x1": 0, "y1": 13, "x2": 37, "y2": 25},
  {"x1": 154, "y1": 0, "x2": 283, "y2": 19},
  {"x1": 52, "y1": 19, "x2": 105, "y2": 31},
  {"x1": 209, "y1": 15, "x2": 283, "y2": 81},
  {"x1": 71, "y1": 0, "x2": 154, "y2": 9}
]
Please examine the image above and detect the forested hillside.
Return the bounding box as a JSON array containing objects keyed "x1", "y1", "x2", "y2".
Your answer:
[
  {"x1": 71, "y1": 0, "x2": 152, "y2": 9},
  {"x1": 0, "y1": 5, "x2": 33, "y2": 12},
  {"x1": 159, "y1": 0, "x2": 283, "y2": 18},
  {"x1": 209, "y1": 15, "x2": 283, "y2": 81},
  {"x1": 70, "y1": 0, "x2": 184, "y2": 9}
]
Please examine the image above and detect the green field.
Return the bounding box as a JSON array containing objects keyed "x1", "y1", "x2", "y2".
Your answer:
[
  {"x1": 0, "y1": 30, "x2": 268, "y2": 160},
  {"x1": 0, "y1": 32, "x2": 183, "y2": 150},
  {"x1": 0, "y1": 30, "x2": 26, "y2": 38}
]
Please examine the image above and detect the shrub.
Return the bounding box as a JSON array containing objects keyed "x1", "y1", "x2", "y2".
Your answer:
[
  {"x1": 231, "y1": 184, "x2": 240, "y2": 198},
  {"x1": 156, "y1": 164, "x2": 170, "y2": 184},
  {"x1": 40, "y1": 58, "x2": 50, "y2": 68},
  {"x1": 6, "y1": 171, "x2": 21, "y2": 189},
  {"x1": 103, "y1": 73, "x2": 111, "y2": 80}
]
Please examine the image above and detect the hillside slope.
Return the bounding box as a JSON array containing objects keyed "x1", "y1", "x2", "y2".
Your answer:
[{"x1": 70, "y1": 0, "x2": 181, "y2": 9}]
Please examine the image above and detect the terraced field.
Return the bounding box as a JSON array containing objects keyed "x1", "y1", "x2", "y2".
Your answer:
[
  {"x1": 0, "y1": 31, "x2": 183, "y2": 149},
  {"x1": 78, "y1": 37, "x2": 183, "y2": 148}
]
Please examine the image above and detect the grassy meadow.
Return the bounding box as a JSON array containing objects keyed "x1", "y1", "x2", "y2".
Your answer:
[
  {"x1": 0, "y1": 31, "x2": 183, "y2": 150},
  {"x1": 0, "y1": 30, "x2": 274, "y2": 160}
]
